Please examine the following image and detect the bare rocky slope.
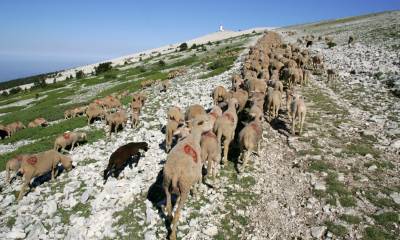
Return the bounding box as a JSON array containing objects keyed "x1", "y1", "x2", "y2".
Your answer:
[{"x1": 0, "y1": 11, "x2": 399, "y2": 240}]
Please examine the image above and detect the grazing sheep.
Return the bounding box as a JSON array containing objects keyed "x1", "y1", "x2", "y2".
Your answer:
[
  {"x1": 290, "y1": 95, "x2": 307, "y2": 135},
  {"x1": 185, "y1": 104, "x2": 206, "y2": 122},
  {"x1": 207, "y1": 105, "x2": 222, "y2": 130},
  {"x1": 231, "y1": 74, "x2": 244, "y2": 91},
  {"x1": 163, "y1": 116, "x2": 209, "y2": 240},
  {"x1": 17, "y1": 150, "x2": 73, "y2": 200},
  {"x1": 312, "y1": 55, "x2": 324, "y2": 69},
  {"x1": 286, "y1": 89, "x2": 294, "y2": 118},
  {"x1": 213, "y1": 98, "x2": 239, "y2": 166},
  {"x1": 54, "y1": 131, "x2": 87, "y2": 152},
  {"x1": 106, "y1": 110, "x2": 128, "y2": 136},
  {"x1": 272, "y1": 79, "x2": 284, "y2": 94},
  {"x1": 86, "y1": 106, "x2": 106, "y2": 124},
  {"x1": 6, "y1": 121, "x2": 26, "y2": 135},
  {"x1": 212, "y1": 86, "x2": 228, "y2": 105},
  {"x1": 6, "y1": 155, "x2": 28, "y2": 183},
  {"x1": 64, "y1": 109, "x2": 74, "y2": 119},
  {"x1": 28, "y1": 118, "x2": 48, "y2": 128},
  {"x1": 103, "y1": 142, "x2": 149, "y2": 183},
  {"x1": 238, "y1": 107, "x2": 263, "y2": 172}
]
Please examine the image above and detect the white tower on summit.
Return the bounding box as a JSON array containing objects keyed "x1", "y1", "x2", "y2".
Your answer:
[{"x1": 219, "y1": 25, "x2": 224, "y2": 32}]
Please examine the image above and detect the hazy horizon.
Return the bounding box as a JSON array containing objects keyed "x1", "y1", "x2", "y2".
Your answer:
[{"x1": 0, "y1": 0, "x2": 399, "y2": 83}]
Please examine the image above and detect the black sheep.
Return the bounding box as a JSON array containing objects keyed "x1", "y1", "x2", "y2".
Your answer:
[{"x1": 103, "y1": 142, "x2": 149, "y2": 183}]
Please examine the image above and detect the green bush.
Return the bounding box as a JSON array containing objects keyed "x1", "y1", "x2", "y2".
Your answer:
[
  {"x1": 76, "y1": 70, "x2": 85, "y2": 79},
  {"x1": 327, "y1": 42, "x2": 337, "y2": 48},
  {"x1": 95, "y1": 62, "x2": 112, "y2": 75},
  {"x1": 179, "y1": 43, "x2": 188, "y2": 51}
]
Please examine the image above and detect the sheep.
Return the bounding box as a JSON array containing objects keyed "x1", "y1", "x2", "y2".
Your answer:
[
  {"x1": 286, "y1": 89, "x2": 294, "y2": 118},
  {"x1": 303, "y1": 69, "x2": 311, "y2": 86},
  {"x1": 226, "y1": 89, "x2": 248, "y2": 112},
  {"x1": 200, "y1": 130, "x2": 221, "y2": 182},
  {"x1": 103, "y1": 96, "x2": 122, "y2": 110},
  {"x1": 213, "y1": 98, "x2": 239, "y2": 166},
  {"x1": 27, "y1": 118, "x2": 48, "y2": 128},
  {"x1": 5, "y1": 155, "x2": 28, "y2": 183},
  {"x1": 6, "y1": 121, "x2": 26, "y2": 135},
  {"x1": 266, "y1": 89, "x2": 282, "y2": 120},
  {"x1": 106, "y1": 110, "x2": 128, "y2": 136},
  {"x1": 185, "y1": 104, "x2": 206, "y2": 122},
  {"x1": 64, "y1": 109, "x2": 74, "y2": 119},
  {"x1": 86, "y1": 106, "x2": 106, "y2": 124},
  {"x1": 327, "y1": 69, "x2": 338, "y2": 83},
  {"x1": 238, "y1": 106, "x2": 263, "y2": 172},
  {"x1": 103, "y1": 142, "x2": 149, "y2": 183},
  {"x1": 212, "y1": 86, "x2": 228, "y2": 105},
  {"x1": 131, "y1": 110, "x2": 140, "y2": 128},
  {"x1": 249, "y1": 92, "x2": 265, "y2": 112},
  {"x1": 165, "y1": 119, "x2": 183, "y2": 153},
  {"x1": 17, "y1": 150, "x2": 73, "y2": 200},
  {"x1": 54, "y1": 131, "x2": 87, "y2": 152},
  {"x1": 167, "y1": 106, "x2": 184, "y2": 123},
  {"x1": 231, "y1": 74, "x2": 244, "y2": 91},
  {"x1": 290, "y1": 95, "x2": 307, "y2": 135},
  {"x1": 312, "y1": 55, "x2": 324, "y2": 69},
  {"x1": 163, "y1": 115, "x2": 210, "y2": 240},
  {"x1": 207, "y1": 105, "x2": 222, "y2": 130},
  {"x1": 246, "y1": 78, "x2": 266, "y2": 95}
]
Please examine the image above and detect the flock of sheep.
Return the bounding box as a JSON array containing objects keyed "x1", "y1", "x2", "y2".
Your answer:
[{"x1": 1, "y1": 30, "x2": 332, "y2": 239}]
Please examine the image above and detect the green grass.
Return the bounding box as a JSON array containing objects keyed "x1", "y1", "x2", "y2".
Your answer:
[
  {"x1": 344, "y1": 143, "x2": 381, "y2": 158},
  {"x1": 112, "y1": 199, "x2": 146, "y2": 239},
  {"x1": 363, "y1": 226, "x2": 396, "y2": 240},
  {"x1": 340, "y1": 214, "x2": 362, "y2": 224},
  {"x1": 325, "y1": 221, "x2": 348, "y2": 237},
  {"x1": 6, "y1": 216, "x2": 16, "y2": 228},
  {"x1": 309, "y1": 160, "x2": 332, "y2": 172},
  {"x1": 372, "y1": 212, "x2": 399, "y2": 226},
  {"x1": 0, "y1": 106, "x2": 25, "y2": 114},
  {"x1": 364, "y1": 190, "x2": 400, "y2": 210},
  {"x1": 199, "y1": 56, "x2": 236, "y2": 79}
]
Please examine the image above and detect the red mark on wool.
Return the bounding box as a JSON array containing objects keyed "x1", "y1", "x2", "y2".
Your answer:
[
  {"x1": 27, "y1": 156, "x2": 38, "y2": 165},
  {"x1": 184, "y1": 144, "x2": 197, "y2": 163},
  {"x1": 224, "y1": 112, "x2": 235, "y2": 123},
  {"x1": 63, "y1": 133, "x2": 71, "y2": 139}
]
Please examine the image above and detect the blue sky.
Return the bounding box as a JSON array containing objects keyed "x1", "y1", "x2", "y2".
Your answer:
[{"x1": 0, "y1": 0, "x2": 399, "y2": 81}]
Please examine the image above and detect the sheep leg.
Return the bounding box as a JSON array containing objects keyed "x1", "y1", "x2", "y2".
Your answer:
[
  {"x1": 222, "y1": 137, "x2": 230, "y2": 166},
  {"x1": 5, "y1": 166, "x2": 10, "y2": 184},
  {"x1": 71, "y1": 141, "x2": 76, "y2": 151},
  {"x1": 164, "y1": 186, "x2": 173, "y2": 220},
  {"x1": 292, "y1": 114, "x2": 296, "y2": 135},
  {"x1": 18, "y1": 173, "x2": 32, "y2": 201},
  {"x1": 170, "y1": 189, "x2": 189, "y2": 240}
]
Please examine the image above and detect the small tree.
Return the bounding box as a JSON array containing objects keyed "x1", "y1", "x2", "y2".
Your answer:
[
  {"x1": 327, "y1": 41, "x2": 337, "y2": 48},
  {"x1": 158, "y1": 60, "x2": 166, "y2": 67},
  {"x1": 190, "y1": 43, "x2": 197, "y2": 49},
  {"x1": 179, "y1": 42, "x2": 188, "y2": 51},
  {"x1": 95, "y1": 62, "x2": 112, "y2": 75},
  {"x1": 1, "y1": 91, "x2": 9, "y2": 97},
  {"x1": 9, "y1": 87, "x2": 22, "y2": 95},
  {"x1": 76, "y1": 70, "x2": 85, "y2": 79}
]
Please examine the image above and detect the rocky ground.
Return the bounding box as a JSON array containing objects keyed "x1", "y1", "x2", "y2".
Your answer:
[{"x1": 0, "y1": 11, "x2": 399, "y2": 240}]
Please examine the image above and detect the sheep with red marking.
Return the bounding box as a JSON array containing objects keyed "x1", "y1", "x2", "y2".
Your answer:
[
  {"x1": 163, "y1": 115, "x2": 210, "y2": 240},
  {"x1": 213, "y1": 98, "x2": 239, "y2": 166}
]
